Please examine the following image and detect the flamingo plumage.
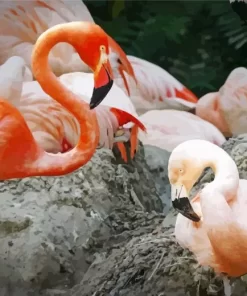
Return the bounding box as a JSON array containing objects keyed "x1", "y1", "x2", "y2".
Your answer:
[
  {"x1": 137, "y1": 110, "x2": 225, "y2": 151},
  {"x1": 2, "y1": 56, "x2": 145, "y2": 162},
  {"x1": 0, "y1": 0, "x2": 136, "y2": 94},
  {"x1": 0, "y1": 0, "x2": 199, "y2": 114},
  {"x1": 110, "y1": 54, "x2": 199, "y2": 114},
  {"x1": 0, "y1": 21, "x2": 115, "y2": 180},
  {"x1": 196, "y1": 67, "x2": 247, "y2": 137},
  {"x1": 168, "y1": 139, "x2": 247, "y2": 296}
]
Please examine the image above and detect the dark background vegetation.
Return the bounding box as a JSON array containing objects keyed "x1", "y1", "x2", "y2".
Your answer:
[{"x1": 84, "y1": 0, "x2": 246, "y2": 97}]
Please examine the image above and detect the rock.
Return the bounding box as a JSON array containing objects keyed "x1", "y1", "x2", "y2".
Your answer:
[
  {"x1": 113, "y1": 143, "x2": 172, "y2": 214},
  {"x1": 143, "y1": 145, "x2": 171, "y2": 214},
  {"x1": 69, "y1": 216, "x2": 223, "y2": 296},
  {"x1": 0, "y1": 145, "x2": 164, "y2": 295}
]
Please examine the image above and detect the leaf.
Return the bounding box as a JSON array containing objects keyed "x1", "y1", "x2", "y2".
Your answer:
[{"x1": 111, "y1": 0, "x2": 125, "y2": 19}]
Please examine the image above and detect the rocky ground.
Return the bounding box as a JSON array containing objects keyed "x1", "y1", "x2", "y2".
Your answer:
[{"x1": 1, "y1": 136, "x2": 247, "y2": 296}]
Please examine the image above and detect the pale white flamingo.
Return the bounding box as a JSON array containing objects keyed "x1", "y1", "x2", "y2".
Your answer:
[
  {"x1": 195, "y1": 67, "x2": 247, "y2": 137},
  {"x1": 168, "y1": 139, "x2": 247, "y2": 296},
  {"x1": 137, "y1": 110, "x2": 225, "y2": 151},
  {"x1": 3, "y1": 56, "x2": 145, "y2": 162}
]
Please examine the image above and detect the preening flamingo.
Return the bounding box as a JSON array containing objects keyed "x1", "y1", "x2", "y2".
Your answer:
[
  {"x1": 110, "y1": 54, "x2": 199, "y2": 114},
  {"x1": 0, "y1": 21, "x2": 114, "y2": 180},
  {"x1": 137, "y1": 110, "x2": 225, "y2": 151},
  {"x1": 168, "y1": 139, "x2": 247, "y2": 296},
  {"x1": 196, "y1": 67, "x2": 247, "y2": 137},
  {"x1": 6, "y1": 58, "x2": 145, "y2": 161},
  {"x1": 0, "y1": 0, "x2": 136, "y2": 103}
]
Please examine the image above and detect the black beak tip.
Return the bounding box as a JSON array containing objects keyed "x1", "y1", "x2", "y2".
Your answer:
[
  {"x1": 89, "y1": 102, "x2": 97, "y2": 110},
  {"x1": 89, "y1": 80, "x2": 114, "y2": 110},
  {"x1": 172, "y1": 197, "x2": 201, "y2": 223}
]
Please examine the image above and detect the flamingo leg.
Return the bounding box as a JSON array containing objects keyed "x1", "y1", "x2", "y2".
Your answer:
[
  {"x1": 130, "y1": 124, "x2": 139, "y2": 159},
  {"x1": 115, "y1": 142, "x2": 128, "y2": 163}
]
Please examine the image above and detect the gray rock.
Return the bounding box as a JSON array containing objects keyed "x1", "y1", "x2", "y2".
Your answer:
[
  {"x1": 143, "y1": 145, "x2": 171, "y2": 214},
  {"x1": 0, "y1": 145, "x2": 164, "y2": 295}
]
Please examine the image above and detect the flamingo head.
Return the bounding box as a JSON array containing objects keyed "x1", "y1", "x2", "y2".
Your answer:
[
  {"x1": 195, "y1": 92, "x2": 231, "y2": 137},
  {"x1": 168, "y1": 142, "x2": 205, "y2": 222},
  {"x1": 67, "y1": 22, "x2": 114, "y2": 109},
  {"x1": 107, "y1": 36, "x2": 137, "y2": 95}
]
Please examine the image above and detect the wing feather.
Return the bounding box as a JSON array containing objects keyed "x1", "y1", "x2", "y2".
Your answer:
[
  {"x1": 138, "y1": 110, "x2": 226, "y2": 151},
  {"x1": 219, "y1": 67, "x2": 247, "y2": 135},
  {"x1": 0, "y1": 0, "x2": 92, "y2": 75}
]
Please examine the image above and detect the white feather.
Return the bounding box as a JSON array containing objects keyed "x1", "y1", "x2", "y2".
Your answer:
[
  {"x1": 138, "y1": 110, "x2": 226, "y2": 152},
  {"x1": 0, "y1": 0, "x2": 94, "y2": 75}
]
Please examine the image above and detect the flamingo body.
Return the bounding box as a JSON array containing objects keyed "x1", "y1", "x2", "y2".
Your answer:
[
  {"x1": 20, "y1": 73, "x2": 145, "y2": 155},
  {"x1": 2, "y1": 56, "x2": 144, "y2": 161},
  {"x1": 111, "y1": 55, "x2": 198, "y2": 114},
  {"x1": 168, "y1": 139, "x2": 247, "y2": 278},
  {"x1": 196, "y1": 67, "x2": 247, "y2": 137},
  {"x1": 137, "y1": 110, "x2": 225, "y2": 152}
]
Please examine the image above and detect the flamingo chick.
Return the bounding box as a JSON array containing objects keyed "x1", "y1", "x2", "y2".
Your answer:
[
  {"x1": 168, "y1": 139, "x2": 247, "y2": 296},
  {"x1": 0, "y1": 0, "x2": 136, "y2": 99},
  {"x1": 137, "y1": 110, "x2": 225, "y2": 151},
  {"x1": 196, "y1": 67, "x2": 247, "y2": 137},
  {"x1": 0, "y1": 21, "x2": 115, "y2": 180}
]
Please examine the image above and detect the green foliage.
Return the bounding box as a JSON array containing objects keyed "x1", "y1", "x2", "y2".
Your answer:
[{"x1": 84, "y1": 0, "x2": 247, "y2": 97}]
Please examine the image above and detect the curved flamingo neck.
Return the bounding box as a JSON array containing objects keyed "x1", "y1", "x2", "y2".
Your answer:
[
  {"x1": 28, "y1": 24, "x2": 99, "y2": 176},
  {"x1": 198, "y1": 142, "x2": 239, "y2": 201}
]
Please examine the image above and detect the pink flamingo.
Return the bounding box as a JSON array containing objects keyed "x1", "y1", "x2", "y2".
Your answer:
[{"x1": 168, "y1": 139, "x2": 247, "y2": 296}]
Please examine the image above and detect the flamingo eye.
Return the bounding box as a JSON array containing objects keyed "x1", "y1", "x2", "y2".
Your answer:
[
  {"x1": 117, "y1": 58, "x2": 122, "y2": 65},
  {"x1": 100, "y1": 45, "x2": 106, "y2": 52},
  {"x1": 179, "y1": 168, "x2": 184, "y2": 174}
]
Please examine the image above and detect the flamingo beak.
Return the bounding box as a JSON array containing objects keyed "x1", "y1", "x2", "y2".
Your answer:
[
  {"x1": 90, "y1": 58, "x2": 114, "y2": 110},
  {"x1": 171, "y1": 184, "x2": 200, "y2": 222},
  {"x1": 107, "y1": 35, "x2": 137, "y2": 95}
]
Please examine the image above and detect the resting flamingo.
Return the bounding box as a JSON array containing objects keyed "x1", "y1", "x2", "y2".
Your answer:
[
  {"x1": 168, "y1": 139, "x2": 247, "y2": 296},
  {"x1": 111, "y1": 55, "x2": 199, "y2": 114},
  {"x1": 0, "y1": 21, "x2": 115, "y2": 180},
  {"x1": 195, "y1": 67, "x2": 247, "y2": 137},
  {"x1": 0, "y1": 0, "x2": 198, "y2": 112},
  {"x1": 0, "y1": 0, "x2": 136, "y2": 101},
  {"x1": 2, "y1": 56, "x2": 145, "y2": 162},
  {"x1": 137, "y1": 110, "x2": 225, "y2": 151}
]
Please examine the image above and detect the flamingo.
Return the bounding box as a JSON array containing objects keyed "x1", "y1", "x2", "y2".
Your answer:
[
  {"x1": 137, "y1": 110, "x2": 226, "y2": 151},
  {"x1": 2, "y1": 56, "x2": 145, "y2": 162},
  {"x1": 0, "y1": 21, "x2": 115, "y2": 180},
  {"x1": 0, "y1": 0, "x2": 136, "y2": 99},
  {"x1": 168, "y1": 139, "x2": 247, "y2": 296},
  {"x1": 195, "y1": 67, "x2": 247, "y2": 137},
  {"x1": 110, "y1": 54, "x2": 199, "y2": 114},
  {"x1": 0, "y1": 0, "x2": 198, "y2": 112}
]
